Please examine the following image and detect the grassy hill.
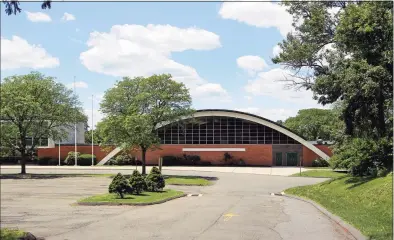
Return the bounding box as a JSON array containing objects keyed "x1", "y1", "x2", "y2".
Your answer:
[{"x1": 285, "y1": 173, "x2": 393, "y2": 240}]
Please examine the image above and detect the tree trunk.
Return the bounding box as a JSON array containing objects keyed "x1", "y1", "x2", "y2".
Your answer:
[
  {"x1": 20, "y1": 152, "x2": 27, "y2": 174},
  {"x1": 141, "y1": 147, "x2": 147, "y2": 175}
]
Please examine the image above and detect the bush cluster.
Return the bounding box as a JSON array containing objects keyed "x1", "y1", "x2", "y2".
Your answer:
[
  {"x1": 162, "y1": 155, "x2": 210, "y2": 166},
  {"x1": 64, "y1": 152, "x2": 97, "y2": 166},
  {"x1": 312, "y1": 158, "x2": 330, "y2": 167},
  {"x1": 109, "y1": 173, "x2": 133, "y2": 198},
  {"x1": 37, "y1": 157, "x2": 59, "y2": 166},
  {"x1": 330, "y1": 137, "x2": 393, "y2": 177},
  {"x1": 107, "y1": 154, "x2": 136, "y2": 165},
  {"x1": 145, "y1": 167, "x2": 165, "y2": 192},
  {"x1": 129, "y1": 170, "x2": 146, "y2": 194},
  {"x1": 108, "y1": 167, "x2": 166, "y2": 198}
]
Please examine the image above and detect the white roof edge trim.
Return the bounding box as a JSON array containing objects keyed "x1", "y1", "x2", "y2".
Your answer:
[{"x1": 156, "y1": 110, "x2": 330, "y2": 160}]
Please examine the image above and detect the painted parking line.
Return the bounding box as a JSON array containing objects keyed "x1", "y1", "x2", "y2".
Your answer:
[{"x1": 223, "y1": 213, "x2": 239, "y2": 222}]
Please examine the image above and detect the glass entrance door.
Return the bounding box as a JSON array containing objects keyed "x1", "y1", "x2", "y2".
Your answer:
[
  {"x1": 286, "y1": 152, "x2": 298, "y2": 166},
  {"x1": 275, "y1": 152, "x2": 282, "y2": 166}
]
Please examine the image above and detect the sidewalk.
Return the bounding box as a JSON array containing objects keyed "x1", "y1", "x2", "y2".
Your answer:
[{"x1": 0, "y1": 165, "x2": 310, "y2": 176}]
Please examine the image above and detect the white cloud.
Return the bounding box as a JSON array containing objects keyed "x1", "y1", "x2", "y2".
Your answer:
[
  {"x1": 235, "y1": 107, "x2": 297, "y2": 121},
  {"x1": 192, "y1": 83, "x2": 231, "y2": 102},
  {"x1": 62, "y1": 12, "x2": 76, "y2": 21},
  {"x1": 272, "y1": 45, "x2": 282, "y2": 57},
  {"x1": 67, "y1": 81, "x2": 88, "y2": 89},
  {"x1": 236, "y1": 55, "x2": 267, "y2": 76},
  {"x1": 1, "y1": 36, "x2": 59, "y2": 70},
  {"x1": 80, "y1": 24, "x2": 227, "y2": 101},
  {"x1": 25, "y1": 11, "x2": 51, "y2": 22},
  {"x1": 219, "y1": 2, "x2": 293, "y2": 37},
  {"x1": 244, "y1": 68, "x2": 318, "y2": 105},
  {"x1": 244, "y1": 95, "x2": 252, "y2": 102}
]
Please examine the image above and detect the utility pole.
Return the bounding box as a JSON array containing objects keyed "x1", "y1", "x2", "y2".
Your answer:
[{"x1": 74, "y1": 76, "x2": 77, "y2": 166}]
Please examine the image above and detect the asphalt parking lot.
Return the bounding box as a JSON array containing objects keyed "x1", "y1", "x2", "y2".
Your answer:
[{"x1": 0, "y1": 170, "x2": 356, "y2": 240}]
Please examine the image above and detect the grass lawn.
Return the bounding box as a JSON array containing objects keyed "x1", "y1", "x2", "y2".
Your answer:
[
  {"x1": 291, "y1": 170, "x2": 347, "y2": 178},
  {"x1": 1, "y1": 228, "x2": 25, "y2": 240},
  {"x1": 164, "y1": 175, "x2": 213, "y2": 186},
  {"x1": 285, "y1": 174, "x2": 393, "y2": 240},
  {"x1": 78, "y1": 189, "x2": 185, "y2": 205}
]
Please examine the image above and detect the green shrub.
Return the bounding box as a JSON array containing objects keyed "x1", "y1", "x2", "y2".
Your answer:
[
  {"x1": 145, "y1": 167, "x2": 165, "y2": 192},
  {"x1": 312, "y1": 158, "x2": 330, "y2": 167},
  {"x1": 129, "y1": 170, "x2": 145, "y2": 194},
  {"x1": 38, "y1": 157, "x2": 52, "y2": 165},
  {"x1": 48, "y1": 158, "x2": 59, "y2": 166},
  {"x1": 79, "y1": 154, "x2": 97, "y2": 166},
  {"x1": 64, "y1": 152, "x2": 81, "y2": 165},
  {"x1": 108, "y1": 173, "x2": 133, "y2": 198},
  {"x1": 115, "y1": 154, "x2": 135, "y2": 165},
  {"x1": 64, "y1": 152, "x2": 96, "y2": 166},
  {"x1": 182, "y1": 154, "x2": 201, "y2": 165},
  {"x1": 330, "y1": 137, "x2": 393, "y2": 176}
]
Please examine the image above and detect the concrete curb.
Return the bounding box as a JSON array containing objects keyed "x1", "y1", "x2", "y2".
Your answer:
[
  {"x1": 282, "y1": 193, "x2": 367, "y2": 240},
  {"x1": 76, "y1": 193, "x2": 187, "y2": 206}
]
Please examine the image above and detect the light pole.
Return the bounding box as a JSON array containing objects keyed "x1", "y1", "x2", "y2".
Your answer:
[
  {"x1": 91, "y1": 94, "x2": 94, "y2": 166},
  {"x1": 74, "y1": 76, "x2": 77, "y2": 166}
]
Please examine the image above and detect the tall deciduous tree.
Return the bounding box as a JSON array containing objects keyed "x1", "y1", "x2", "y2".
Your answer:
[
  {"x1": 0, "y1": 72, "x2": 87, "y2": 174},
  {"x1": 100, "y1": 74, "x2": 194, "y2": 175},
  {"x1": 273, "y1": 1, "x2": 393, "y2": 174},
  {"x1": 273, "y1": 1, "x2": 393, "y2": 139},
  {"x1": 284, "y1": 108, "x2": 340, "y2": 141}
]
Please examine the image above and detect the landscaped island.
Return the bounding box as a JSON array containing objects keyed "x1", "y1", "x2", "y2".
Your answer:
[{"x1": 76, "y1": 167, "x2": 188, "y2": 206}]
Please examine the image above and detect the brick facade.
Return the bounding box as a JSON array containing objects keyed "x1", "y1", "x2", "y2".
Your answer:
[
  {"x1": 303, "y1": 145, "x2": 333, "y2": 166},
  {"x1": 37, "y1": 145, "x2": 114, "y2": 161},
  {"x1": 37, "y1": 144, "x2": 332, "y2": 167}
]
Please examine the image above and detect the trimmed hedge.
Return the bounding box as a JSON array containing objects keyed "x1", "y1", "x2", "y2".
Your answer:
[{"x1": 64, "y1": 152, "x2": 97, "y2": 166}]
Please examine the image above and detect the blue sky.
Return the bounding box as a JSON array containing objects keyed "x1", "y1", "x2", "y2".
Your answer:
[{"x1": 1, "y1": 1, "x2": 325, "y2": 128}]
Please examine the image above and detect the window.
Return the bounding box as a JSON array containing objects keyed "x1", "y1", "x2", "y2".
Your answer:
[{"x1": 156, "y1": 116, "x2": 299, "y2": 145}]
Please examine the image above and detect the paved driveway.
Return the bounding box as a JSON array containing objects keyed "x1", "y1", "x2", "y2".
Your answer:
[{"x1": 0, "y1": 171, "x2": 355, "y2": 240}]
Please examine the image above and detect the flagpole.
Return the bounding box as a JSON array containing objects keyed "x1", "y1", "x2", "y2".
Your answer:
[
  {"x1": 58, "y1": 140, "x2": 61, "y2": 166},
  {"x1": 74, "y1": 76, "x2": 77, "y2": 166},
  {"x1": 91, "y1": 94, "x2": 94, "y2": 166}
]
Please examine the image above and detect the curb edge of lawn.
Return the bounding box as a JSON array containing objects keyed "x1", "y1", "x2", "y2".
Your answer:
[
  {"x1": 282, "y1": 193, "x2": 367, "y2": 240},
  {"x1": 76, "y1": 193, "x2": 187, "y2": 206}
]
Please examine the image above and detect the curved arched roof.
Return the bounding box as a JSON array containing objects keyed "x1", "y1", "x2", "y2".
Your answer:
[{"x1": 157, "y1": 109, "x2": 330, "y2": 160}]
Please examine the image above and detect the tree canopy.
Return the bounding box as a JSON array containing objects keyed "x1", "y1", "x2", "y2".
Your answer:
[
  {"x1": 284, "y1": 108, "x2": 340, "y2": 141},
  {"x1": 273, "y1": 1, "x2": 393, "y2": 175},
  {"x1": 0, "y1": 72, "x2": 87, "y2": 174},
  {"x1": 99, "y1": 74, "x2": 194, "y2": 174},
  {"x1": 3, "y1": 1, "x2": 51, "y2": 15}
]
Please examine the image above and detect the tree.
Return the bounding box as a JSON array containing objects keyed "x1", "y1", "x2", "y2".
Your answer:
[
  {"x1": 276, "y1": 120, "x2": 284, "y2": 125},
  {"x1": 0, "y1": 72, "x2": 87, "y2": 174},
  {"x1": 273, "y1": 1, "x2": 393, "y2": 175},
  {"x1": 108, "y1": 173, "x2": 133, "y2": 199},
  {"x1": 84, "y1": 129, "x2": 104, "y2": 145},
  {"x1": 100, "y1": 74, "x2": 194, "y2": 175},
  {"x1": 129, "y1": 170, "x2": 145, "y2": 194},
  {"x1": 284, "y1": 108, "x2": 340, "y2": 141},
  {"x1": 145, "y1": 167, "x2": 165, "y2": 192},
  {"x1": 3, "y1": 1, "x2": 51, "y2": 15},
  {"x1": 273, "y1": 1, "x2": 392, "y2": 139}
]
